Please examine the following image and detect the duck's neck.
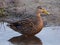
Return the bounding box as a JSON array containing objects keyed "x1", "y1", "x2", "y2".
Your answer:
[
  {"x1": 36, "y1": 12, "x2": 41, "y2": 18},
  {"x1": 36, "y1": 12, "x2": 43, "y2": 23},
  {"x1": 36, "y1": 12, "x2": 43, "y2": 27}
]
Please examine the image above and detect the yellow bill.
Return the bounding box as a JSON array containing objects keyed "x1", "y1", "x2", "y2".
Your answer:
[{"x1": 42, "y1": 8, "x2": 50, "y2": 15}]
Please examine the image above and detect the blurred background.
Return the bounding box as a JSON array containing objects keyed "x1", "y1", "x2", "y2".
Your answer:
[{"x1": 0, "y1": 0, "x2": 60, "y2": 26}]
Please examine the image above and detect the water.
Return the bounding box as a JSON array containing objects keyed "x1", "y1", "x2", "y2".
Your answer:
[{"x1": 0, "y1": 23, "x2": 60, "y2": 45}]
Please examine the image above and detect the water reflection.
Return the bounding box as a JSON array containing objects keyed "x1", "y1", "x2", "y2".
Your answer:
[{"x1": 9, "y1": 35, "x2": 42, "y2": 45}]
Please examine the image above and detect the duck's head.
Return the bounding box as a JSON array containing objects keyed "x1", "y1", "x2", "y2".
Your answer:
[{"x1": 37, "y1": 6, "x2": 50, "y2": 15}]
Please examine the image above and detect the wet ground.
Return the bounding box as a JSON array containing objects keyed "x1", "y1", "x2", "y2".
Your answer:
[{"x1": 0, "y1": 23, "x2": 60, "y2": 45}]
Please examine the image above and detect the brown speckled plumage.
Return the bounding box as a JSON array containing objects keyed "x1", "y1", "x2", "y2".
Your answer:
[{"x1": 8, "y1": 6, "x2": 49, "y2": 36}]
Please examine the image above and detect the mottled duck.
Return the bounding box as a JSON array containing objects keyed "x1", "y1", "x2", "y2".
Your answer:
[{"x1": 8, "y1": 6, "x2": 50, "y2": 36}]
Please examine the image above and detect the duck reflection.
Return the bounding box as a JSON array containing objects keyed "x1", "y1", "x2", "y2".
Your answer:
[{"x1": 9, "y1": 35, "x2": 42, "y2": 45}]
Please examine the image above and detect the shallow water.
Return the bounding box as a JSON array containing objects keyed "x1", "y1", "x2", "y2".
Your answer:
[{"x1": 0, "y1": 23, "x2": 60, "y2": 45}]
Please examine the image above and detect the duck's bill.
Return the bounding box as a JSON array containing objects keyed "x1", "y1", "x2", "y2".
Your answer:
[
  {"x1": 42, "y1": 8, "x2": 50, "y2": 15},
  {"x1": 44, "y1": 11, "x2": 50, "y2": 15}
]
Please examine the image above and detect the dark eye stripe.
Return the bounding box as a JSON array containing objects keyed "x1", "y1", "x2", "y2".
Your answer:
[{"x1": 37, "y1": 6, "x2": 42, "y2": 9}]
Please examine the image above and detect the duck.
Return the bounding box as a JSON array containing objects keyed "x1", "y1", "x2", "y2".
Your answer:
[{"x1": 8, "y1": 6, "x2": 50, "y2": 36}]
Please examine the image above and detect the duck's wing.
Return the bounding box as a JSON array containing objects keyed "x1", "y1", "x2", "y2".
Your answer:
[{"x1": 8, "y1": 18, "x2": 37, "y2": 31}]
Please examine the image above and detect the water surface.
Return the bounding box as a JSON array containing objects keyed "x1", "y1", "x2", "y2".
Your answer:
[{"x1": 0, "y1": 23, "x2": 60, "y2": 45}]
